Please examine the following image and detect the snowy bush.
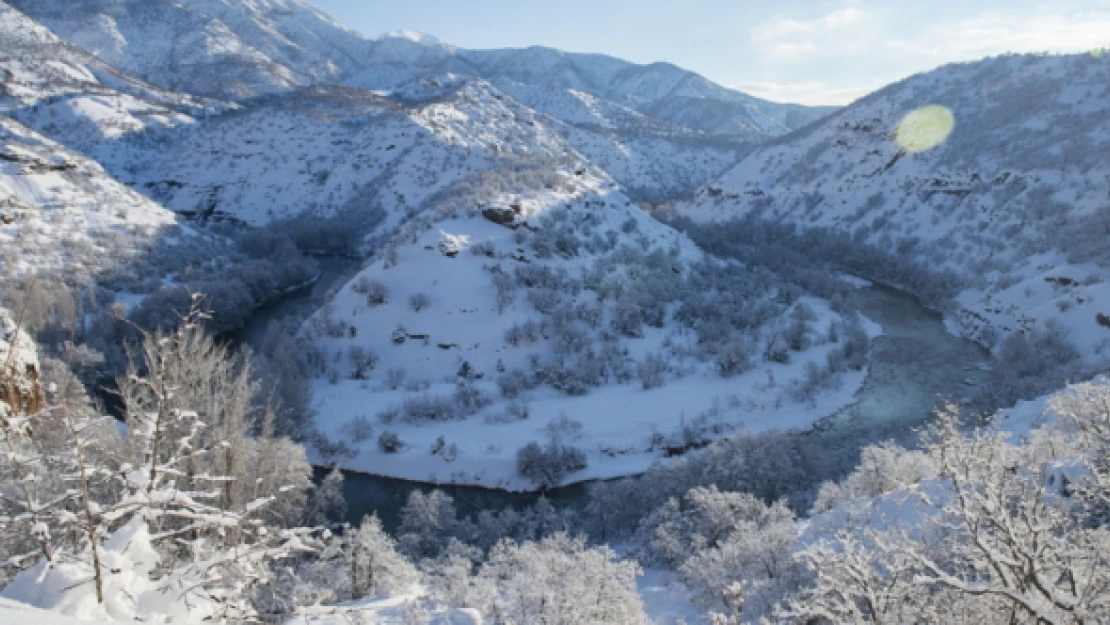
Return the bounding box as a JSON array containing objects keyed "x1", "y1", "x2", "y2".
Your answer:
[
  {"x1": 385, "y1": 366, "x2": 407, "y2": 390},
  {"x1": 397, "y1": 490, "x2": 466, "y2": 558},
  {"x1": 715, "y1": 338, "x2": 756, "y2": 378},
  {"x1": 973, "y1": 320, "x2": 1081, "y2": 411},
  {"x1": 497, "y1": 368, "x2": 535, "y2": 399},
  {"x1": 638, "y1": 352, "x2": 670, "y2": 389},
  {"x1": 453, "y1": 380, "x2": 491, "y2": 416},
  {"x1": 408, "y1": 291, "x2": 430, "y2": 312},
  {"x1": 347, "y1": 345, "x2": 378, "y2": 380},
  {"x1": 301, "y1": 514, "x2": 417, "y2": 602},
  {"x1": 516, "y1": 439, "x2": 587, "y2": 488},
  {"x1": 340, "y1": 414, "x2": 374, "y2": 443},
  {"x1": 780, "y1": 401, "x2": 1110, "y2": 623},
  {"x1": 362, "y1": 279, "x2": 389, "y2": 306},
  {"x1": 472, "y1": 534, "x2": 644, "y2": 624},
  {"x1": 378, "y1": 431, "x2": 404, "y2": 453}
]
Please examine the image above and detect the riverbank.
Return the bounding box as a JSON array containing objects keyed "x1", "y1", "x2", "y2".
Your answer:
[{"x1": 301, "y1": 282, "x2": 989, "y2": 529}]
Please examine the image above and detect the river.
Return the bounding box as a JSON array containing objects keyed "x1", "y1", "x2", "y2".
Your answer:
[{"x1": 243, "y1": 259, "x2": 990, "y2": 530}]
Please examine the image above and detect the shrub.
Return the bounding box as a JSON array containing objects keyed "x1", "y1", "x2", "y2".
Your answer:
[
  {"x1": 378, "y1": 431, "x2": 403, "y2": 453},
  {"x1": 364, "y1": 280, "x2": 389, "y2": 306},
  {"x1": 638, "y1": 352, "x2": 670, "y2": 389},
  {"x1": 498, "y1": 368, "x2": 535, "y2": 399},
  {"x1": 408, "y1": 292, "x2": 430, "y2": 312},
  {"x1": 516, "y1": 441, "x2": 588, "y2": 487},
  {"x1": 341, "y1": 414, "x2": 374, "y2": 443},
  {"x1": 454, "y1": 380, "x2": 491, "y2": 416},
  {"x1": 348, "y1": 346, "x2": 378, "y2": 380},
  {"x1": 716, "y1": 339, "x2": 756, "y2": 378},
  {"x1": 398, "y1": 393, "x2": 458, "y2": 423},
  {"x1": 385, "y1": 367, "x2": 407, "y2": 390}
]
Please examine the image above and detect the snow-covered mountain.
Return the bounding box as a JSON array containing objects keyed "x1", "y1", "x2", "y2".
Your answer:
[
  {"x1": 0, "y1": 1, "x2": 225, "y2": 154},
  {"x1": 3, "y1": 1, "x2": 835, "y2": 201},
  {"x1": 101, "y1": 80, "x2": 578, "y2": 228},
  {"x1": 0, "y1": 115, "x2": 182, "y2": 287},
  {"x1": 353, "y1": 34, "x2": 836, "y2": 140},
  {"x1": 678, "y1": 53, "x2": 1110, "y2": 361},
  {"x1": 90, "y1": 77, "x2": 736, "y2": 227},
  {"x1": 9, "y1": 0, "x2": 830, "y2": 144},
  {"x1": 7, "y1": 0, "x2": 369, "y2": 100}
]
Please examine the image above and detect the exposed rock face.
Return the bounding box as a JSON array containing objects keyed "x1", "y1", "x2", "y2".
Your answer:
[
  {"x1": 482, "y1": 207, "x2": 517, "y2": 225},
  {"x1": 0, "y1": 309, "x2": 45, "y2": 415}
]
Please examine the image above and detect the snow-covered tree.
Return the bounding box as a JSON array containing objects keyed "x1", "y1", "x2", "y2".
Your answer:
[
  {"x1": 478, "y1": 533, "x2": 644, "y2": 624},
  {"x1": 781, "y1": 401, "x2": 1110, "y2": 624},
  {"x1": 344, "y1": 515, "x2": 418, "y2": 599},
  {"x1": 397, "y1": 490, "x2": 467, "y2": 558},
  {"x1": 3, "y1": 296, "x2": 316, "y2": 621},
  {"x1": 304, "y1": 467, "x2": 348, "y2": 527}
]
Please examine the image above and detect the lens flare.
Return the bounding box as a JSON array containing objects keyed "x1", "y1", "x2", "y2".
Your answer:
[{"x1": 895, "y1": 105, "x2": 955, "y2": 153}]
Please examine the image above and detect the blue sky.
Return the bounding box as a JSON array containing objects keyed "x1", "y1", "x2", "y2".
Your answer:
[{"x1": 311, "y1": 0, "x2": 1110, "y2": 105}]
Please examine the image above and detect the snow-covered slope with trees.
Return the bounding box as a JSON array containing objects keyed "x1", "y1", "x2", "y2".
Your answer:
[
  {"x1": 0, "y1": 115, "x2": 181, "y2": 286},
  {"x1": 354, "y1": 35, "x2": 835, "y2": 139},
  {"x1": 7, "y1": 0, "x2": 369, "y2": 100},
  {"x1": 679, "y1": 53, "x2": 1110, "y2": 363},
  {"x1": 0, "y1": 1, "x2": 226, "y2": 155},
  {"x1": 102, "y1": 80, "x2": 577, "y2": 229},
  {"x1": 299, "y1": 155, "x2": 875, "y2": 489},
  {"x1": 100, "y1": 77, "x2": 742, "y2": 219}
]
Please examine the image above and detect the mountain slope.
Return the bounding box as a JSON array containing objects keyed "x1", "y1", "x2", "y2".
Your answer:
[
  {"x1": 0, "y1": 115, "x2": 181, "y2": 289},
  {"x1": 0, "y1": 1, "x2": 224, "y2": 154},
  {"x1": 99, "y1": 80, "x2": 581, "y2": 230},
  {"x1": 7, "y1": 0, "x2": 369, "y2": 99},
  {"x1": 300, "y1": 158, "x2": 873, "y2": 489},
  {"x1": 678, "y1": 53, "x2": 1110, "y2": 361},
  {"x1": 354, "y1": 36, "x2": 836, "y2": 140}
]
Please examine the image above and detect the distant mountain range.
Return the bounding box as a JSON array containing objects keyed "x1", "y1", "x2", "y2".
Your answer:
[{"x1": 7, "y1": 0, "x2": 833, "y2": 142}]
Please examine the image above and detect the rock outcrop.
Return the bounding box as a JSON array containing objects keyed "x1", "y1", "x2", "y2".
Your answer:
[{"x1": 0, "y1": 308, "x2": 45, "y2": 415}]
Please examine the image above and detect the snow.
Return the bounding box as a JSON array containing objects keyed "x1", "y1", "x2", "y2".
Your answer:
[
  {"x1": 0, "y1": 598, "x2": 137, "y2": 625},
  {"x1": 678, "y1": 53, "x2": 1110, "y2": 363},
  {"x1": 0, "y1": 116, "x2": 182, "y2": 284},
  {"x1": 260, "y1": 568, "x2": 704, "y2": 624},
  {"x1": 637, "y1": 567, "x2": 710, "y2": 625},
  {"x1": 0, "y1": 1, "x2": 227, "y2": 156},
  {"x1": 381, "y1": 31, "x2": 447, "y2": 48},
  {"x1": 837, "y1": 274, "x2": 873, "y2": 289},
  {"x1": 302, "y1": 163, "x2": 878, "y2": 489},
  {"x1": 0, "y1": 517, "x2": 215, "y2": 623},
  {"x1": 9, "y1": 0, "x2": 370, "y2": 100}
]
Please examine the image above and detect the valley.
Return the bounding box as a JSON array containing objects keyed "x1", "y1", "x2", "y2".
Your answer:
[{"x1": 0, "y1": 1, "x2": 1107, "y2": 623}]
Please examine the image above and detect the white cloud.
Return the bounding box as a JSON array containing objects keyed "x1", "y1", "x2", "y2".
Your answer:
[
  {"x1": 733, "y1": 80, "x2": 878, "y2": 106},
  {"x1": 886, "y1": 9, "x2": 1110, "y2": 61},
  {"x1": 751, "y1": 6, "x2": 875, "y2": 61},
  {"x1": 738, "y1": 2, "x2": 1110, "y2": 104}
]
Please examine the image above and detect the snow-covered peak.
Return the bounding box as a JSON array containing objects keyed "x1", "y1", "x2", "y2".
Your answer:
[
  {"x1": 0, "y1": 0, "x2": 229, "y2": 156},
  {"x1": 380, "y1": 30, "x2": 447, "y2": 48},
  {"x1": 7, "y1": 0, "x2": 370, "y2": 100}
]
